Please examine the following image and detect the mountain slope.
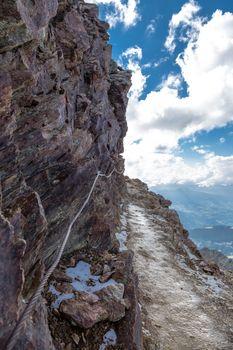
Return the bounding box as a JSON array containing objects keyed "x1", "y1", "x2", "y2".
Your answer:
[
  {"x1": 127, "y1": 179, "x2": 233, "y2": 350},
  {"x1": 152, "y1": 184, "x2": 233, "y2": 229}
]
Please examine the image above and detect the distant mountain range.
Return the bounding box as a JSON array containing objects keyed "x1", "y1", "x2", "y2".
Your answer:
[
  {"x1": 152, "y1": 184, "x2": 233, "y2": 230},
  {"x1": 190, "y1": 226, "x2": 233, "y2": 256},
  {"x1": 152, "y1": 184, "x2": 233, "y2": 256}
]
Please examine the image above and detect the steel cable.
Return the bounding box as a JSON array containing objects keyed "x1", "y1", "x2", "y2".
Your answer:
[{"x1": 5, "y1": 167, "x2": 123, "y2": 350}]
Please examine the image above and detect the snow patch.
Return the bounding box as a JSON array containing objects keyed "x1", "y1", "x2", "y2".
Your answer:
[
  {"x1": 99, "y1": 329, "x2": 117, "y2": 350},
  {"x1": 154, "y1": 214, "x2": 167, "y2": 223},
  {"x1": 183, "y1": 244, "x2": 198, "y2": 261},
  {"x1": 120, "y1": 214, "x2": 127, "y2": 229},
  {"x1": 49, "y1": 285, "x2": 74, "y2": 308},
  {"x1": 199, "y1": 274, "x2": 226, "y2": 295},
  {"x1": 116, "y1": 230, "x2": 128, "y2": 251},
  {"x1": 49, "y1": 261, "x2": 117, "y2": 308},
  {"x1": 66, "y1": 261, "x2": 117, "y2": 293}
]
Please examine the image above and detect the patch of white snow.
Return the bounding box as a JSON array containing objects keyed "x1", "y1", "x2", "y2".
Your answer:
[
  {"x1": 116, "y1": 230, "x2": 128, "y2": 251},
  {"x1": 66, "y1": 261, "x2": 117, "y2": 293},
  {"x1": 49, "y1": 285, "x2": 74, "y2": 308},
  {"x1": 99, "y1": 329, "x2": 117, "y2": 350}
]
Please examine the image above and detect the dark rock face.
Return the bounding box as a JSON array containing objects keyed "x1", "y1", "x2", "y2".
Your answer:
[{"x1": 0, "y1": 0, "x2": 131, "y2": 348}]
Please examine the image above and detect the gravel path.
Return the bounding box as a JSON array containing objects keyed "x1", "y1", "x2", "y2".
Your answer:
[{"x1": 126, "y1": 202, "x2": 233, "y2": 350}]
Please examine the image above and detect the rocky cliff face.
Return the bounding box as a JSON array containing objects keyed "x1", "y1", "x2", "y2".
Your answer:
[{"x1": 0, "y1": 1, "x2": 131, "y2": 348}]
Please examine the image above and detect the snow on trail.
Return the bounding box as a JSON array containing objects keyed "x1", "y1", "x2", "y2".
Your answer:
[{"x1": 126, "y1": 203, "x2": 232, "y2": 350}]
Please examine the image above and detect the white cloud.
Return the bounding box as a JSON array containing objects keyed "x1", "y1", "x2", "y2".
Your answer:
[
  {"x1": 146, "y1": 19, "x2": 156, "y2": 35},
  {"x1": 120, "y1": 46, "x2": 148, "y2": 100},
  {"x1": 192, "y1": 145, "x2": 208, "y2": 155},
  {"x1": 165, "y1": 0, "x2": 203, "y2": 53},
  {"x1": 154, "y1": 56, "x2": 169, "y2": 68},
  {"x1": 125, "y1": 150, "x2": 233, "y2": 187},
  {"x1": 219, "y1": 137, "x2": 226, "y2": 143},
  {"x1": 88, "y1": 0, "x2": 140, "y2": 27},
  {"x1": 122, "y1": 46, "x2": 142, "y2": 60},
  {"x1": 123, "y1": 9, "x2": 233, "y2": 186},
  {"x1": 142, "y1": 62, "x2": 152, "y2": 68}
]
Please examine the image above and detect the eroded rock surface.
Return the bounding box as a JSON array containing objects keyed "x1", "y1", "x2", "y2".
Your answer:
[{"x1": 0, "y1": 0, "x2": 131, "y2": 348}]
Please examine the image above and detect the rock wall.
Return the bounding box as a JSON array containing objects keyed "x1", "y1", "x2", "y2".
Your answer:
[{"x1": 0, "y1": 0, "x2": 131, "y2": 348}]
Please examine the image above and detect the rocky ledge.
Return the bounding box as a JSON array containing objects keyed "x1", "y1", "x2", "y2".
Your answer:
[{"x1": 125, "y1": 178, "x2": 233, "y2": 350}]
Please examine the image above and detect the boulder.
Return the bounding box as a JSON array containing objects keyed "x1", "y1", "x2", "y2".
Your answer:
[{"x1": 60, "y1": 295, "x2": 108, "y2": 329}]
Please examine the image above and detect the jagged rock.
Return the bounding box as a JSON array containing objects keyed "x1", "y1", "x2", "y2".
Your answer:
[
  {"x1": 90, "y1": 262, "x2": 103, "y2": 276},
  {"x1": 52, "y1": 270, "x2": 72, "y2": 283},
  {"x1": 71, "y1": 333, "x2": 80, "y2": 346},
  {"x1": 97, "y1": 283, "x2": 126, "y2": 322},
  {"x1": 105, "y1": 301, "x2": 126, "y2": 322},
  {"x1": 0, "y1": 214, "x2": 26, "y2": 346},
  {"x1": 112, "y1": 251, "x2": 134, "y2": 284},
  {"x1": 74, "y1": 291, "x2": 100, "y2": 304},
  {"x1": 96, "y1": 283, "x2": 125, "y2": 303},
  {"x1": 99, "y1": 270, "x2": 114, "y2": 283},
  {"x1": 60, "y1": 283, "x2": 127, "y2": 328},
  {"x1": 200, "y1": 247, "x2": 233, "y2": 273},
  {"x1": 66, "y1": 257, "x2": 76, "y2": 267},
  {"x1": 0, "y1": 0, "x2": 131, "y2": 347},
  {"x1": 60, "y1": 294, "x2": 108, "y2": 329},
  {"x1": 55, "y1": 283, "x2": 73, "y2": 294},
  {"x1": 12, "y1": 297, "x2": 55, "y2": 350},
  {"x1": 199, "y1": 261, "x2": 219, "y2": 275}
]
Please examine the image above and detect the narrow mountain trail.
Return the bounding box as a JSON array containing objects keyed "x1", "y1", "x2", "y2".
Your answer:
[{"x1": 125, "y1": 179, "x2": 233, "y2": 350}]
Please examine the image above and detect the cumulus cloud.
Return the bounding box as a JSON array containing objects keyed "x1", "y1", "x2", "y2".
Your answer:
[
  {"x1": 125, "y1": 149, "x2": 233, "y2": 187},
  {"x1": 123, "y1": 8, "x2": 233, "y2": 186},
  {"x1": 88, "y1": 0, "x2": 140, "y2": 27},
  {"x1": 154, "y1": 56, "x2": 169, "y2": 68},
  {"x1": 165, "y1": 0, "x2": 204, "y2": 53},
  {"x1": 120, "y1": 46, "x2": 148, "y2": 100}
]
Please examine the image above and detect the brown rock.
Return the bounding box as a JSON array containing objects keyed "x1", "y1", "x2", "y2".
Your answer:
[
  {"x1": 97, "y1": 283, "x2": 126, "y2": 322},
  {"x1": 99, "y1": 271, "x2": 114, "y2": 283},
  {"x1": 52, "y1": 270, "x2": 72, "y2": 283},
  {"x1": 90, "y1": 262, "x2": 103, "y2": 276},
  {"x1": 74, "y1": 291, "x2": 100, "y2": 304},
  {"x1": 0, "y1": 0, "x2": 131, "y2": 346},
  {"x1": 0, "y1": 214, "x2": 26, "y2": 344},
  {"x1": 106, "y1": 301, "x2": 126, "y2": 322},
  {"x1": 67, "y1": 257, "x2": 76, "y2": 267},
  {"x1": 71, "y1": 333, "x2": 80, "y2": 346},
  {"x1": 60, "y1": 298, "x2": 108, "y2": 329},
  {"x1": 64, "y1": 343, "x2": 72, "y2": 350},
  {"x1": 97, "y1": 283, "x2": 125, "y2": 303},
  {"x1": 55, "y1": 283, "x2": 73, "y2": 294}
]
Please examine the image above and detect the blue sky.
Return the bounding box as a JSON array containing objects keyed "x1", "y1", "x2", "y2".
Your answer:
[{"x1": 90, "y1": 0, "x2": 233, "y2": 187}]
